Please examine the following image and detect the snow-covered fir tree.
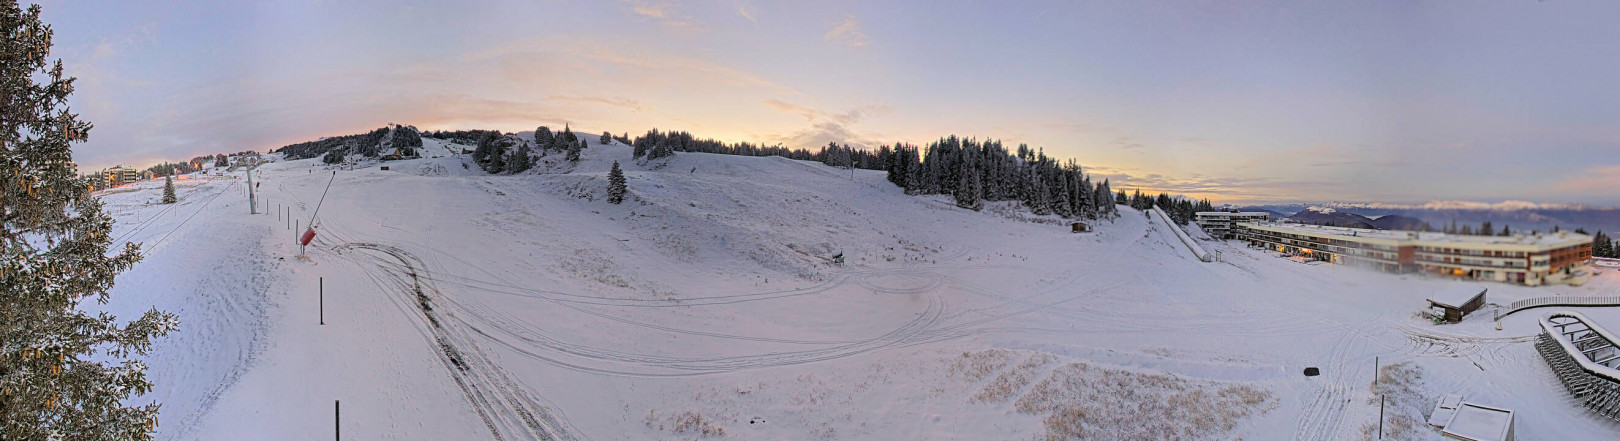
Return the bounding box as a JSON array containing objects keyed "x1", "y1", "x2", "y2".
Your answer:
[
  {"x1": 534, "y1": 126, "x2": 553, "y2": 150},
  {"x1": 607, "y1": 161, "x2": 627, "y2": 204},
  {"x1": 1, "y1": 3, "x2": 176, "y2": 438},
  {"x1": 162, "y1": 176, "x2": 176, "y2": 204},
  {"x1": 600, "y1": 131, "x2": 612, "y2": 145},
  {"x1": 506, "y1": 143, "x2": 534, "y2": 173},
  {"x1": 566, "y1": 139, "x2": 581, "y2": 162}
]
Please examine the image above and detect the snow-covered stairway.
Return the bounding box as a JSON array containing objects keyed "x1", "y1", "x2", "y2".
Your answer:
[{"x1": 1537, "y1": 311, "x2": 1620, "y2": 420}]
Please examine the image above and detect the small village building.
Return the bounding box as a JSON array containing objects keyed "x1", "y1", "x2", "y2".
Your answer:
[
  {"x1": 1427, "y1": 286, "x2": 1487, "y2": 323},
  {"x1": 1071, "y1": 221, "x2": 1090, "y2": 233}
]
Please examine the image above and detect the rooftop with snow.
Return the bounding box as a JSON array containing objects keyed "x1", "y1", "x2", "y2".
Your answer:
[{"x1": 1241, "y1": 221, "x2": 1593, "y2": 247}]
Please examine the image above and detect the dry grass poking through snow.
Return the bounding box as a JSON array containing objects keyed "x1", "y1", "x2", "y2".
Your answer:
[
  {"x1": 973, "y1": 353, "x2": 1057, "y2": 403},
  {"x1": 948, "y1": 349, "x2": 1016, "y2": 383},
  {"x1": 645, "y1": 409, "x2": 726, "y2": 439},
  {"x1": 1007, "y1": 360, "x2": 1274, "y2": 441},
  {"x1": 1359, "y1": 361, "x2": 1432, "y2": 441}
]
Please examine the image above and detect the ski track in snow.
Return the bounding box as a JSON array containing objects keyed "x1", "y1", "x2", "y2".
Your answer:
[{"x1": 336, "y1": 242, "x2": 577, "y2": 441}]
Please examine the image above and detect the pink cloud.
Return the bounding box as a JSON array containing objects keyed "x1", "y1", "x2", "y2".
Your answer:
[{"x1": 1556, "y1": 165, "x2": 1620, "y2": 193}]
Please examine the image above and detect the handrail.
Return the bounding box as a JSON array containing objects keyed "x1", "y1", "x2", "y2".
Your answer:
[
  {"x1": 1497, "y1": 296, "x2": 1620, "y2": 320},
  {"x1": 1539, "y1": 311, "x2": 1620, "y2": 383}
]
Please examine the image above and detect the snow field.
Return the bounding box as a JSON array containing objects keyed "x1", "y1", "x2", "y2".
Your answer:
[{"x1": 88, "y1": 136, "x2": 1620, "y2": 440}]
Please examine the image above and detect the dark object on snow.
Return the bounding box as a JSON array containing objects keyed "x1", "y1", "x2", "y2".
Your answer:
[
  {"x1": 1304, "y1": 367, "x2": 1320, "y2": 377},
  {"x1": 1071, "y1": 221, "x2": 1091, "y2": 233},
  {"x1": 379, "y1": 166, "x2": 389, "y2": 171}
]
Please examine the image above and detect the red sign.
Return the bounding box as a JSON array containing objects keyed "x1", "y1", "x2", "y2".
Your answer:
[{"x1": 300, "y1": 227, "x2": 316, "y2": 246}]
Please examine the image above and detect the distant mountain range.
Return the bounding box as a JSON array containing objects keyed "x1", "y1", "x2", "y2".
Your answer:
[{"x1": 1231, "y1": 201, "x2": 1620, "y2": 235}]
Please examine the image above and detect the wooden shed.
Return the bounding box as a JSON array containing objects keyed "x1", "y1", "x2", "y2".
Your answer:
[
  {"x1": 1427, "y1": 286, "x2": 1488, "y2": 323},
  {"x1": 1071, "y1": 221, "x2": 1091, "y2": 233}
]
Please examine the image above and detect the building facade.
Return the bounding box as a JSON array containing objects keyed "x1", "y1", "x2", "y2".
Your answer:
[
  {"x1": 1233, "y1": 222, "x2": 1592, "y2": 286},
  {"x1": 1194, "y1": 212, "x2": 1272, "y2": 239},
  {"x1": 106, "y1": 165, "x2": 139, "y2": 187}
]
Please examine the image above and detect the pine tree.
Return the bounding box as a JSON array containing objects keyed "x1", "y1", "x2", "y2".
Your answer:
[
  {"x1": 607, "y1": 161, "x2": 627, "y2": 204},
  {"x1": 1594, "y1": 230, "x2": 1612, "y2": 258},
  {"x1": 566, "y1": 139, "x2": 582, "y2": 162},
  {"x1": 214, "y1": 154, "x2": 228, "y2": 167},
  {"x1": 954, "y1": 159, "x2": 982, "y2": 211},
  {"x1": 2, "y1": 4, "x2": 176, "y2": 438},
  {"x1": 162, "y1": 176, "x2": 176, "y2": 204},
  {"x1": 1029, "y1": 170, "x2": 1051, "y2": 215},
  {"x1": 600, "y1": 131, "x2": 612, "y2": 144},
  {"x1": 533, "y1": 126, "x2": 553, "y2": 150},
  {"x1": 506, "y1": 143, "x2": 533, "y2": 173}
]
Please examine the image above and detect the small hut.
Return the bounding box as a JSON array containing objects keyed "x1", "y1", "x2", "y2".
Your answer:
[
  {"x1": 1071, "y1": 221, "x2": 1091, "y2": 233},
  {"x1": 1427, "y1": 286, "x2": 1488, "y2": 323}
]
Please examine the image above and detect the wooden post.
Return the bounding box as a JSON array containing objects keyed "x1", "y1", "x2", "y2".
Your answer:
[
  {"x1": 320, "y1": 277, "x2": 324, "y2": 325},
  {"x1": 335, "y1": 400, "x2": 340, "y2": 441}
]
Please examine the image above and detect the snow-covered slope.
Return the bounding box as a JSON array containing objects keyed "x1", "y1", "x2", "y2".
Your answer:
[{"x1": 95, "y1": 141, "x2": 1620, "y2": 440}]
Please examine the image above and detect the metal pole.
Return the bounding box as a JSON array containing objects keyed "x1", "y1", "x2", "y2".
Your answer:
[
  {"x1": 1375, "y1": 356, "x2": 1382, "y2": 439},
  {"x1": 308, "y1": 170, "x2": 337, "y2": 228},
  {"x1": 247, "y1": 167, "x2": 256, "y2": 214},
  {"x1": 335, "y1": 400, "x2": 340, "y2": 441},
  {"x1": 320, "y1": 277, "x2": 324, "y2": 325}
]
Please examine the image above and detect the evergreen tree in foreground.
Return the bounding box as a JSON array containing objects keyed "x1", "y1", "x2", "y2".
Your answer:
[
  {"x1": 162, "y1": 176, "x2": 176, "y2": 204},
  {"x1": 2, "y1": 3, "x2": 176, "y2": 438},
  {"x1": 607, "y1": 161, "x2": 627, "y2": 204}
]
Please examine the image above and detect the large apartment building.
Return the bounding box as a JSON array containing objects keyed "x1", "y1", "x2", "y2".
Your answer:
[
  {"x1": 106, "y1": 165, "x2": 140, "y2": 187},
  {"x1": 1233, "y1": 222, "x2": 1592, "y2": 286},
  {"x1": 1194, "y1": 212, "x2": 1272, "y2": 239}
]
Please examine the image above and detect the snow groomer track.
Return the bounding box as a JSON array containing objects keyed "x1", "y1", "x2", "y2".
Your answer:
[{"x1": 1536, "y1": 311, "x2": 1620, "y2": 420}]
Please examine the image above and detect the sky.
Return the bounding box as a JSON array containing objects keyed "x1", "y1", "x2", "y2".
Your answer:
[{"x1": 36, "y1": 0, "x2": 1620, "y2": 205}]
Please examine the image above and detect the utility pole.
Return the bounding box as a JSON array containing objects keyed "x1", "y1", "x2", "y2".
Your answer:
[{"x1": 246, "y1": 166, "x2": 257, "y2": 214}]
